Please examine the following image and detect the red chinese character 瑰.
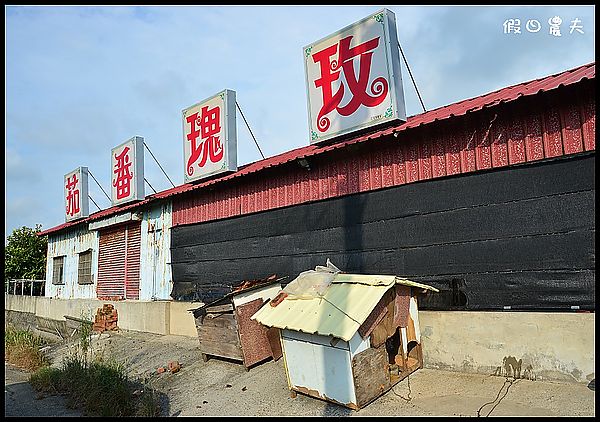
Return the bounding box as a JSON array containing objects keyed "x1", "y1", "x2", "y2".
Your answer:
[
  {"x1": 312, "y1": 35, "x2": 389, "y2": 132},
  {"x1": 186, "y1": 105, "x2": 224, "y2": 177},
  {"x1": 113, "y1": 146, "x2": 133, "y2": 200},
  {"x1": 65, "y1": 173, "x2": 80, "y2": 217}
]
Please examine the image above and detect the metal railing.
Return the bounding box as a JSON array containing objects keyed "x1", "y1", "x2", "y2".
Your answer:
[{"x1": 5, "y1": 279, "x2": 45, "y2": 296}]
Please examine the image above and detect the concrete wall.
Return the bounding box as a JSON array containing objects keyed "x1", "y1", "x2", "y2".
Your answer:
[
  {"x1": 5, "y1": 294, "x2": 197, "y2": 337},
  {"x1": 419, "y1": 311, "x2": 595, "y2": 384},
  {"x1": 45, "y1": 226, "x2": 99, "y2": 299}
]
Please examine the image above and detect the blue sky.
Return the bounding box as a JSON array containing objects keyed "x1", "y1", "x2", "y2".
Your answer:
[{"x1": 5, "y1": 5, "x2": 595, "y2": 238}]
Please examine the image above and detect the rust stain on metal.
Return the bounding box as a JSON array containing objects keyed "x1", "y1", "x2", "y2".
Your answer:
[
  {"x1": 393, "y1": 285, "x2": 411, "y2": 327},
  {"x1": 293, "y1": 386, "x2": 359, "y2": 411},
  {"x1": 235, "y1": 298, "x2": 275, "y2": 368}
]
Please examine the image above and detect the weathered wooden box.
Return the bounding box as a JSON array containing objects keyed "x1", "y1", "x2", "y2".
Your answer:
[{"x1": 192, "y1": 279, "x2": 283, "y2": 370}]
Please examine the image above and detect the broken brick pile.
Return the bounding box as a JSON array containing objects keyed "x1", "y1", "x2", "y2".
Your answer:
[{"x1": 92, "y1": 304, "x2": 119, "y2": 333}]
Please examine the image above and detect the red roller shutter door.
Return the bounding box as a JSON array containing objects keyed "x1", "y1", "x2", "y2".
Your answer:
[
  {"x1": 97, "y1": 222, "x2": 141, "y2": 300},
  {"x1": 125, "y1": 223, "x2": 141, "y2": 300}
]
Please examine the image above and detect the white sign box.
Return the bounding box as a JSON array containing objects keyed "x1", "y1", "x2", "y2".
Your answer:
[
  {"x1": 182, "y1": 89, "x2": 237, "y2": 183},
  {"x1": 111, "y1": 136, "x2": 145, "y2": 206},
  {"x1": 304, "y1": 8, "x2": 406, "y2": 144},
  {"x1": 64, "y1": 166, "x2": 89, "y2": 222}
]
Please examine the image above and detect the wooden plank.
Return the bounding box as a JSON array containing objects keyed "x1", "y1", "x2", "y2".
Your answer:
[
  {"x1": 351, "y1": 346, "x2": 391, "y2": 408},
  {"x1": 267, "y1": 327, "x2": 283, "y2": 361},
  {"x1": 206, "y1": 303, "x2": 234, "y2": 313},
  {"x1": 196, "y1": 313, "x2": 243, "y2": 360},
  {"x1": 369, "y1": 290, "x2": 397, "y2": 348}
]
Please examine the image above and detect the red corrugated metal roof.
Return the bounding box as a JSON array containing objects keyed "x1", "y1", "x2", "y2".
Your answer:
[{"x1": 38, "y1": 61, "x2": 595, "y2": 237}]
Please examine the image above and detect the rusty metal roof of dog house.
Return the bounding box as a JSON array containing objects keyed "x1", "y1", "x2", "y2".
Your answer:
[{"x1": 251, "y1": 274, "x2": 438, "y2": 342}]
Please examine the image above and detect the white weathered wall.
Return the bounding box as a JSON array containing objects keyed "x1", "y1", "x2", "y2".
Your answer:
[
  {"x1": 45, "y1": 226, "x2": 99, "y2": 299},
  {"x1": 139, "y1": 202, "x2": 173, "y2": 300},
  {"x1": 419, "y1": 310, "x2": 595, "y2": 384}
]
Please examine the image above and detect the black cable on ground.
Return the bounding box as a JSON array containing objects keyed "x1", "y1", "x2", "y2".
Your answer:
[{"x1": 477, "y1": 377, "x2": 519, "y2": 417}]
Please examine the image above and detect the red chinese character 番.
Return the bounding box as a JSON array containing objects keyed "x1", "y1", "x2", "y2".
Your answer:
[
  {"x1": 186, "y1": 105, "x2": 224, "y2": 176},
  {"x1": 312, "y1": 35, "x2": 389, "y2": 132},
  {"x1": 113, "y1": 146, "x2": 133, "y2": 200},
  {"x1": 65, "y1": 173, "x2": 80, "y2": 217}
]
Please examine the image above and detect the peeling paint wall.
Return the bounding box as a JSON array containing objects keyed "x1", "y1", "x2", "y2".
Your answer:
[
  {"x1": 45, "y1": 226, "x2": 99, "y2": 299},
  {"x1": 139, "y1": 201, "x2": 173, "y2": 300}
]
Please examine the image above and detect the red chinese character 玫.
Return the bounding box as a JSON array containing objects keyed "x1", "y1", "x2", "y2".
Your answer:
[
  {"x1": 65, "y1": 173, "x2": 80, "y2": 217},
  {"x1": 186, "y1": 105, "x2": 224, "y2": 177},
  {"x1": 312, "y1": 35, "x2": 389, "y2": 132},
  {"x1": 113, "y1": 146, "x2": 133, "y2": 200}
]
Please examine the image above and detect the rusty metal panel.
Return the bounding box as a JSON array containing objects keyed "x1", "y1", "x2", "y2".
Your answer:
[
  {"x1": 560, "y1": 102, "x2": 584, "y2": 155},
  {"x1": 581, "y1": 94, "x2": 595, "y2": 151},
  {"x1": 235, "y1": 298, "x2": 274, "y2": 368},
  {"x1": 524, "y1": 113, "x2": 545, "y2": 162},
  {"x1": 347, "y1": 155, "x2": 360, "y2": 194},
  {"x1": 370, "y1": 148, "x2": 383, "y2": 190},
  {"x1": 359, "y1": 153, "x2": 370, "y2": 192},
  {"x1": 393, "y1": 285, "x2": 411, "y2": 327},
  {"x1": 277, "y1": 173, "x2": 286, "y2": 206},
  {"x1": 461, "y1": 125, "x2": 477, "y2": 173},
  {"x1": 381, "y1": 146, "x2": 395, "y2": 187},
  {"x1": 139, "y1": 202, "x2": 172, "y2": 301},
  {"x1": 491, "y1": 115, "x2": 509, "y2": 168},
  {"x1": 444, "y1": 127, "x2": 461, "y2": 176},
  {"x1": 125, "y1": 223, "x2": 141, "y2": 300},
  {"x1": 309, "y1": 167, "x2": 319, "y2": 201},
  {"x1": 475, "y1": 114, "x2": 493, "y2": 170},
  {"x1": 543, "y1": 105, "x2": 564, "y2": 158},
  {"x1": 328, "y1": 161, "x2": 338, "y2": 198},
  {"x1": 268, "y1": 174, "x2": 277, "y2": 208},
  {"x1": 430, "y1": 132, "x2": 446, "y2": 178},
  {"x1": 319, "y1": 162, "x2": 329, "y2": 198},
  {"x1": 418, "y1": 136, "x2": 433, "y2": 180},
  {"x1": 405, "y1": 140, "x2": 420, "y2": 182},
  {"x1": 392, "y1": 145, "x2": 406, "y2": 185},
  {"x1": 507, "y1": 114, "x2": 527, "y2": 165},
  {"x1": 239, "y1": 183, "x2": 248, "y2": 215}
]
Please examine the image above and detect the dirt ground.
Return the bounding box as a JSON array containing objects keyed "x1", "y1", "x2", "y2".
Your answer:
[{"x1": 5, "y1": 329, "x2": 595, "y2": 417}]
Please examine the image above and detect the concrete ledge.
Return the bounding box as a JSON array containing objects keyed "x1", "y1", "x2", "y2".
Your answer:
[
  {"x1": 419, "y1": 310, "x2": 595, "y2": 384},
  {"x1": 5, "y1": 294, "x2": 198, "y2": 338},
  {"x1": 169, "y1": 301, "x2": 200, "y2": 337}
]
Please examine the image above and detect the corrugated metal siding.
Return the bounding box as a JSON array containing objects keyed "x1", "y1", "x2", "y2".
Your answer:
[
  {"x1": 125, "y1": 223, "x2": 141, "y2": 300},
  {"x1": 37, "y1": 62, "x2": 595, "y2": 237},
  {"x1": 97, "y1": 222, "x2": 141, "y2": 300},
  {"x1": 139, "y1": 202, "x2": 173, "y2": 300},
  {"x1": 173, "y1": 85, "x2": 595, "y2": 227},
  {"x1": 45, "y1": 227, "x2": 99, "y2": 299},
  {"x1": 97, "y1": 226, "x2": 126, "y2": 299}
]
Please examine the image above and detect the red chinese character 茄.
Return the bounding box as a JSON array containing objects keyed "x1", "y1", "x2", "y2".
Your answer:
[{"x1": 65, "y1": 173, "x2": 80, "y2": 217}]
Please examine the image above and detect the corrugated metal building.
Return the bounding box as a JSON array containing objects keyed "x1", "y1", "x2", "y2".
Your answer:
[
  {"x1": 39, "y1": 62, "x2": 595, "y2": 308},
  {"x1": 40, "y1": 202, "x2": 173, "y2": 301}
]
